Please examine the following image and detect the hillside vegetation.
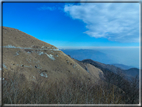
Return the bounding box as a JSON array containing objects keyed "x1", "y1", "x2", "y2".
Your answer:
[{"x1": 2, "y1": 27, "x2": 139, "y2": 104}]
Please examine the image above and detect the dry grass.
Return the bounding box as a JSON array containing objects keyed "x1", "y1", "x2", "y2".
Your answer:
[{"x1": 3, "y1": 70, "x2": 127, "y2": 104}]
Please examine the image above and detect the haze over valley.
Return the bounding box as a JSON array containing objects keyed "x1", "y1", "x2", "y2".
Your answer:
[{"x1": 61, "y1": 48, "x2": 139, "y2": 69}]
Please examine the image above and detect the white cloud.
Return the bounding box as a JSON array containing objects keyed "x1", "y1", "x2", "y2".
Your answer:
[{"x1": 64, "y1": 3, "x2": 139, "y2": 42}]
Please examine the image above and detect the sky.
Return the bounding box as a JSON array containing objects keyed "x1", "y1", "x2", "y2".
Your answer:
[{"x1": 2, "y1": 2, "x2": 140, "y2": 49}]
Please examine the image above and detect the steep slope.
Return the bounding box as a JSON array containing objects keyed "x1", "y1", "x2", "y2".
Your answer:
[
  {"x1": 85, "y1": 63, "x2": 104, "y2": 79},
  {"x1": 73, "y1": 59, "x2": 104, "y2": 80},
  {"x1": 3, "y1": 27, "x2": 55, "y2": 48},
  {"x1": 2, "y1": 27, "x2": 101, "y2": 85}
]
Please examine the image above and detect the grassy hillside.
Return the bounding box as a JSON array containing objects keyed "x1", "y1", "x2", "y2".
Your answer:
[
  {"x1": 3, "y1": 27, "x2": 96, "y2": 84},
  {"x1": 2, "y1": 27, "x2": 139, "y2": 104}
]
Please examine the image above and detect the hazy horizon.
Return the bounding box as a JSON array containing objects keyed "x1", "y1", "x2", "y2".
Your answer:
[
  {"x1": 58, "y1": 46, "x2": 140, "y2": 49},
  {"x1": 61, "y1": 47, "x2": 140, "y2": 69}
]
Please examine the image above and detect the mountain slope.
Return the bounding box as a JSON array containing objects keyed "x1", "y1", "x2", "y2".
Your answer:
[
  {"x1": 3, "y1": 27, "x2": 102, "y2": 85},
  {"x1": 3, "y1": 27, "x2": 55, "y2": 48},
  {"x1": 2, "y1": 27, "x2": 137, "y2": 104},
  {"x1": 73, "y1": 59, "x2": 104, "y2": 80}
]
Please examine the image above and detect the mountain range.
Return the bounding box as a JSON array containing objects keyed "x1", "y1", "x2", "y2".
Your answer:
[
  {"x1": 112, "y1": 64, "x2": 134, "y2": 70},
  {"x1": 61, "y1": 49, "x2": 139, "y2": 69},
  {"x1": 81, "y1": 59, "x2": 139, "y2": 79},
  {"x1": 2, "y1": 27, "x2": 139, "y2": 104},
  {"x1": 61, "y1": 49, "x2": 115, "y2": 64}
]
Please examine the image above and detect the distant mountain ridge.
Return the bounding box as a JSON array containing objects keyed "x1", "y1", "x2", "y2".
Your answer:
[
  {"x1": 112, "y1": 64, "x2": 135, "y2": 70},
  {"x1": 61, "y1": 49, "x2": 115, "y2": 64},
  {"x1": 82, "y1": 59, "x2": 139, "y2": 79},
  {"x1": 61, "y1": 48, "x2": 139, "y2": 69}
]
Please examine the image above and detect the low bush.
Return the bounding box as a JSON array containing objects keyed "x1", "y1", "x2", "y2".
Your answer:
[{"x1": 3, "y1": 70, "x2": 138, "y2": 104}]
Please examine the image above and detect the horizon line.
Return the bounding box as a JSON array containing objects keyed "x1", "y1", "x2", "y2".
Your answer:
[{"x1": 57, "y1": 46, "x2": 140, "y2": 49}]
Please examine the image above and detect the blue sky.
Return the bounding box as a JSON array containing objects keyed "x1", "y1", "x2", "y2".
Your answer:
[{"x1": 3, "y1": 2, "x2": 140, "y2": 49}]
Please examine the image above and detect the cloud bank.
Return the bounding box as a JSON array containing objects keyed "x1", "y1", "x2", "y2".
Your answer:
[{"x1": 64, "y1": 3, "x2": 139, "y2": 42}]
